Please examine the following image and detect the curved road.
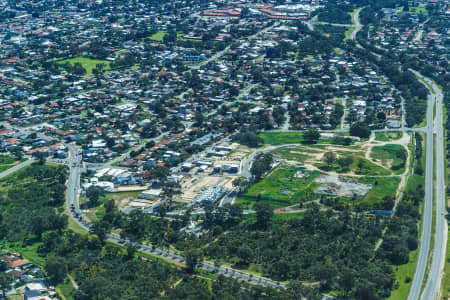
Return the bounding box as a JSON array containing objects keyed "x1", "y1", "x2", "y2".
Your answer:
[
  {"x1": 350, "y1": 8, "x2": 363, "y2": 41},
  {"x1": 63, "y1": 10, "x2": 446, "y2": 297},
  {"x1": 65, "y1": 145, "x2": 285, "y2": 289}
]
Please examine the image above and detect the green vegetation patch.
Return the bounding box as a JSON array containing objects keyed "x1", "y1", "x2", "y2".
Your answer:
[
  {"x1": 344, "y1": 26, "x2": 356, "y2": 41},
  {"x1": 375, "y1": 132, "x2": 403, "y2": 141},
  {"x1": 0, "y1": 155, "x2": 25, "y2": 173},
  {"x1": 371, "y1": 144, "x2": 407, "y2": 174},
  {"x1": 441, "y1": 227, "x2": 450, "y2": 299},
  {"x1": 316, "y1": 156, "x2": 391, "y2": 176},
  {"x1": 56, "y1": 279, "x2": 75, "y2": 300},
  {"x1": 242, "y1": 212, "x2": 305, "y2": 222},
  {"x1": 409, "y1": 6, "x2": 427, "y2": 13},
  {"x1": 269, "y1": 147, "x2": 312, "y2": 162},
  {"x1": 259, "y1": 132, "x2": 353, "y2": 146},
  {"x1": 259, "y1": 132, "x2": 305, "y2": 145},
  {"x1": 359, "y1": 176, "x2": 400, "y2": 209},
  {"x1": 148, "y1": 31, "x2": 167, "y2": 41},
  {"x1": 56, "y1": 56, "x2": 111, "y2": 75},
  {"x1": 237, "y1": 166, "x2": 320, "y2": 209}
]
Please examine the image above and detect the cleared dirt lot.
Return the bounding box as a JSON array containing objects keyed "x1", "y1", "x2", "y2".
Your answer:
[{"x1": 177, "y1": 176, "x2": 223, "y2": 203}]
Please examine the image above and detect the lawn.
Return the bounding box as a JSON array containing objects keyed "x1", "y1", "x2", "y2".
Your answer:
[
  {"x1": 236, "y1": 166, "x2": 320, "y2": 209},
  {"x1": 259, "y1": 132, "x2": 340, "y2": 146},
  {"x1": 144, "y1": 31, "x2": 201, "y2": 43},
  {"x1": 409, "y1": 6, "x2": 427, "y2": 13},
  {"x1": 375, "y1": 132, "x2": 403, "y2": 142},
  {"x1": 357, "y1": 176, "x2": 400, "y2": 209},
  {"x1": 398, "y1": 6, "x2": 427, "y2": 13},
  {"x1": 56, "y1": 56, "x2": 110, "y2": 75},
  {"x1": 259, "y1": 132, "x2": 305, "y2": 145},
  {"x1": 269, "y1": 147, "x2": 312, "y2": 162},
  {"x1": 316, "y1": 156, "x2": 391, "y2": 176},
  {"x1": 371, "y1": 144, "x2": 407, "y2": 175},
  {"x1": 5, "y1": 242, "x2": 46, "y2": 266},
  {"x1": 148, "y1": 31, "x2": 167, "y2": 41}
]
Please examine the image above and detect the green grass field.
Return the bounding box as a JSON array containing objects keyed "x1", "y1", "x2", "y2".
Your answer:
[
  {"x1": 56, "y1": 56, "x2": 110, "y2": 75},
  {"x1": 269, "y1": 147, "x2": 313, "y2": 162},
  {"x1": 259, "y1": 132, "x2": 305, "y2": 145},
  {"x1": 144, "y1": 31, "x2": 201, "y2": 43},
  {"x1": 148, "y1": 31, "x2": 167, "y2": 41},
  {"x1": 371, "y1": 144, "x2": 407, "y2": 175},
  {"x1": 259, "y1": 132, "x2": 339, "y2": 146},
  {"x1": 358, "y1": 176, "x2": 400, "y2": 209},
  {"x1": 397, "y1": 6, "x2": 427, "y2": 13},
  {"x1": 237, "y1": 166, "x2": 320, "y2": 209},
  {"x1": 375, "y1": 132, "x2": 403, "y2": 141},
  {"x1": 411, "y1": 7, "x2": 427, "y2": 13}
]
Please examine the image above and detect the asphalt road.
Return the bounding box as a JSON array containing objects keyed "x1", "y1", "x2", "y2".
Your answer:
[
  {"x1": 0, "y1": 158, "x2": 34, "y2": 179},
  {"x1": 350, "y1": 8, "x2": 363, "y2": 41},
  {"x1": 64, "y1": 145, "x2": 286, "y2": 289},
  {"x1": 408, "y1": 75, "x2": 434, "y2": 300},
  {"x1": 190, "y1": 23, "x2": 276, "y2": 71},
  {"x1": 278, "y1": 9, "x2": 445, "y2": 297},
  {"x1": 412, "y1": 72, "x2": 446, "y2": 300},
  {"x1": 408, "y1": 71, "x2": 446, "y2": 300}
]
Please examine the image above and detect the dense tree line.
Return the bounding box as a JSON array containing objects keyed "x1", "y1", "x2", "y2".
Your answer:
[
  {"x1": 0, "y1": 164, "x2": 67, "y2": 243},
  {"x1": 317, "y1": 2, "x2": 353, "y2": 24},
  {"x1": 0, "y1": 164, "x2": 301, "y2": 299},
  {"x1": 203, "y1": 205, "x2": 396, "y2": 299}
]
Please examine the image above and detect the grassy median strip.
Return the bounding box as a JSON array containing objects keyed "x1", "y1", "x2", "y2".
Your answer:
[{"x1": 420, "y1": 134, "x2": 438, "y2": 295}]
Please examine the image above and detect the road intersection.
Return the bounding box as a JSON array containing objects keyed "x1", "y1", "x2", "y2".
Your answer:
[
  {"x1": 408, "y1": 72, "x2": 447, "y2": 300},
  {"x1": 65, "y1": 144, "x2": 286, "y2": 289}
]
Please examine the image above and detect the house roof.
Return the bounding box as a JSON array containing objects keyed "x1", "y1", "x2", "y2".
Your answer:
[{"x1": 8, "y1": 258, "x2": 31, "y2": 268}]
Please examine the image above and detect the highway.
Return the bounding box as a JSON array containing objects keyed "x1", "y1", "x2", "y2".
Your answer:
[
  {"x1": 302, "y1": 7, "x2": 447, "y2": 297},
  {"x1": 410, "y1": 72, "x2": 447, "y2": 300},
  {"x1": 408, "y1": 72, "x2": 435, "y2": 300}
]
